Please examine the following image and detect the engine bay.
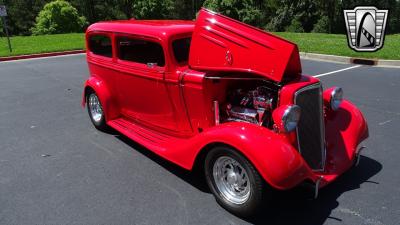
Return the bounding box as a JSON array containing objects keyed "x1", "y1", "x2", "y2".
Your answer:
[{"x1": 208, "y1": 77, "x2": 280, "y2": 129}]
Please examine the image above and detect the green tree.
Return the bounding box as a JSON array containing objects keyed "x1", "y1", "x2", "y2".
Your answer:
[
  {"x1": 69, "y1": 0, "x2": 98, "y2": 23},
  {"x1": 203, "y1": 0, "x2": 263, "y2": 27},
  {"x1": 312, "y1": 16, "x2": 329, "y2": 33},
  {"x1": 0, "y1": 18, "x2": 3, "y2": 36},
  {"x1": 31, "y1": 0, "x2": 88, "y2": 35},
  {"x1": 132, "y1": 0, "x2": 175, "y2": 19},
  {"x1": 1, "y1": 0, "x2": 399, "y2": 36},
  {"x1": 286, "y1": 17, "x2": 305, "y2": 32},
  {"x1": 171, "y1": 0, "x2": 204, "y2": 20},
  {"x1": 0, "y1": 0, "x2": 48, "y2": 35},
  {"x1": 266, "y1": 0, "x2": 318, "y2": 32},
  {"x1": 69, "y1": 0, "x2": 201, "y2": 23}
]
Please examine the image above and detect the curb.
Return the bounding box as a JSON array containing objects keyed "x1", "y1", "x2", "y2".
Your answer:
[
  {"x1": 0, "y1": 50, "x2": 85, "y2": 62},
  {"x1": 300, "y1": 52, "x2": 400, "y2": 68},
  {"x1": 300, "y1": 52, "x2": 351, "y2": 64},
  {"x1": 376, "y1": 59, "x2": 400, "y2": 68}
]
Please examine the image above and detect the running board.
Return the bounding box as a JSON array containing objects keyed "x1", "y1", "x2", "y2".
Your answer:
[{"x1": 108, "y1": 118, "x2": 180, "y2": 153}]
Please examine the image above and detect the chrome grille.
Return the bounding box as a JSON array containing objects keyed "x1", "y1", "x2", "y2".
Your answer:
[{"x1": 295, "y1": 83, "x2": 325, "y2": 171}]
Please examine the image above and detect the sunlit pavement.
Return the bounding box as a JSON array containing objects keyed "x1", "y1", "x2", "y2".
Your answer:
[{"x1": 0, "y1": 55, "x2": 399, "y2": 225}]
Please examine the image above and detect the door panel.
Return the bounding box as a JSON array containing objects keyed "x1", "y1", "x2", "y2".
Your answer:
[{"x1": 114, "y1": 36, "x2": 178, "y2": 131}]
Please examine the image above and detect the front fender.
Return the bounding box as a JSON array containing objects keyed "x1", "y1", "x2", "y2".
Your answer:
[
  {"x1": 181, "y1": 122, "x2": 312, "y2": 190},
  {"x1": 82, "y1": 77, "x2": 119, "y2": 121},
  {"x1": 182, "y1": 101, "x2": 369, "y2": 190},
  {"x1": 324, "y1": 100, "x2": 369, "y2": 175}
]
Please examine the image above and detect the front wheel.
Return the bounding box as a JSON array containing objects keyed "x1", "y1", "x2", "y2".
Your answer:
[
  {"x1": 87, "y1": 91, "x2": 107, "y2": 131},
  {"x1": 205, "y1": 146, "x2": 267, "y2": 217}
]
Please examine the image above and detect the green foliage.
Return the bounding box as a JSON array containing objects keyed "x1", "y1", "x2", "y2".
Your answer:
[
  {"x1": 286, "y1": 17, "x2": 305, "y2": 33},
  {"x1": 312, "y1": 16, "x2": 329, "y2": 33},
  {"x1": 1, "y1": 0, "x2": 400, "y2": 35},
  {"x1": 203, "y1": 0, "x2": 263, "y2": 27},
  {"x1": 170, "y1": 0, "x2": 197, "y2": 20},
  {"x1": 266, "y1": 0, "x2": 318, "y2": 32},
  {"x1": 0, "y1": 19, "x2": 3, "y2": 35},
  {"x1": 0, "y1": 0, "x2": 48, "y2": 35},
  {"x1": 81, "y1": 0, "x2": 132, "y2": 21},
  {"x1": 31, "y1": 0, "x2": 87, "y2": 35},
  {"x1": 132, "y1": 0, "x2": 175, "y2": 19}
]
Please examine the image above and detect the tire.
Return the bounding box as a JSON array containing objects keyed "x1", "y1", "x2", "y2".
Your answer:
[
  {"x1": 205, "y1": 146, "x2": 267, "y2": 217},
  {"x1": 86, "y1": 91, "x2": 108, "y2": 131}
]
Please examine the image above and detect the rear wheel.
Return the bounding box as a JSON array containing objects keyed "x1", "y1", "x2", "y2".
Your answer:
[
  {"x1": 205, "y1": 146, "x2": 267, "y2": 217},
  {"x1": 87, "y1": 91, "x2": 107, "y2": 131}
]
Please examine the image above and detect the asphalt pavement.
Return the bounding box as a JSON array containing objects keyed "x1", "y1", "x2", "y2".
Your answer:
[{"x1": 0, "y1": 55, "x2": 399, "y2": 225}]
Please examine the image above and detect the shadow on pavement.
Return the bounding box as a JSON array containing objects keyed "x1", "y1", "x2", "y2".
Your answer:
[
  {"x1": 115, "y1": 134, "x2": 211, "y2": 193},
  {"x1": 115, "y1": 132, "x2": 381, "y2": 225},
  {"x1": 247, "y1": 155, "x2": 382, "y2": 225}
]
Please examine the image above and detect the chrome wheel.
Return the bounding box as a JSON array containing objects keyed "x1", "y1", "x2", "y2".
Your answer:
[
  {"x1": 88, "y1": 93, "x2": 103, "y2": 123},
  {"x1": 213, "y1": 156, "x2": 251, "y2": 204}
]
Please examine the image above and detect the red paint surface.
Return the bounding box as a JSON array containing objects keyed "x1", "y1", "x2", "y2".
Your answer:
[
  {"x1": 189, "y1": 9, "x2": 302, "y2": 82},
  {"x1": 83, "y1": 9, "x2": 368, "y2": 190}
]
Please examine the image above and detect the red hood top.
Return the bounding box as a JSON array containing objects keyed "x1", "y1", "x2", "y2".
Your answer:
[{"x1": 189, "y1": 8, "x2": 302, "y2": 82}]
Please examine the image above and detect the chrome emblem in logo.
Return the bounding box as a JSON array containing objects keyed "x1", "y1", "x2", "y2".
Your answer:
[{"x1": 344, "y1": 6, "x2": 388, "y2": 52}]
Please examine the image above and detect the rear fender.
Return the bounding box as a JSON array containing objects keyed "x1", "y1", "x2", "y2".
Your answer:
[{"x1": 82, "y1": 77, "x2": 119, "y2": 121}]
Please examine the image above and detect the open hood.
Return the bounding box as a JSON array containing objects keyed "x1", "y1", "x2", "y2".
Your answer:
[{"x1": 189, "y1": 9, "x2": 302, "y2": 82}]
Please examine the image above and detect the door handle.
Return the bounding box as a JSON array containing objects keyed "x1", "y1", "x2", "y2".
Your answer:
[{"x1": 146, "y1": 62, "x2": 157, "y2": 68}]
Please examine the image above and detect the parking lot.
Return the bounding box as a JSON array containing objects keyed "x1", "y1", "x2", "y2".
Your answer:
[{"x1": 0, "y1": 55, "x2": 399, "y2": 225}]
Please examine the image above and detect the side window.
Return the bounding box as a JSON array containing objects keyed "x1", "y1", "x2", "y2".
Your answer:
[
  {"x1": 172, "y1": 37, "x2": 191, "y2": 64},
  {"x1": 117, "y1": 37, "x2": 165, "y2": 67},
  {"x1": 89, "y1": 35, "x2": 112, "y2": 58}
]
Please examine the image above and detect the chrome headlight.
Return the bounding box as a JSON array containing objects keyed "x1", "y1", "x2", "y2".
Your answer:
[
  {"x1": 330, "y1": 87, "x2": 343, "y2": 111},
  {"x1": 283, "y1": 105, "x2": 301, "y2": 132},
  {"x1": 273, "y1": 105, "x2": 301, "y2": 133}
]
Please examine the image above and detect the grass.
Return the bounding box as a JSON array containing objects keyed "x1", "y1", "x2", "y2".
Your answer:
[
  {"x1": 1, "y1": 32, "x2": 399, "y2": 60},
  {"x1": 275, "y1": 32, "x2": 400, "y2": 60},
  {"x1": 0, "y1": 33, "x2": 85, "y2": 57}
]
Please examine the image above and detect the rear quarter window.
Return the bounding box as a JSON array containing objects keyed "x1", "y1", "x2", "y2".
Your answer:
[
  {"x1": 88, "y1": 35, "x2": 112, "y2": 58},
  {"x1": 172, "y1": 37, "x2": 191, "y2": 64}
]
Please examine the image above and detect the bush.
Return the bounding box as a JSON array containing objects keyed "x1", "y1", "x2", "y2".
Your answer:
[
  {"x1": 312, "y1": 16, "x2": 330, "y2": 33},
  {"x1": 285, "y1": 17, "x2": 304, "y2": 33},
  {"x1": 31, "y1": 0, "x2": 87, "y2": 35}
]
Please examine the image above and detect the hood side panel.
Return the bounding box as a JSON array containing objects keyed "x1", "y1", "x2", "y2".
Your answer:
[
  {"x1": 283, "y1": 45, "x2": 302, "y2": 81},
  {"x1": 189, "y1": 9, "x2": 302, "y2": 82}
]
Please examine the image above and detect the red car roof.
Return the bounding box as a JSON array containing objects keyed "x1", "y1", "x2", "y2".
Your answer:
[{"x1": 87, "y1": 20, "x2": 195, "y2": 40}]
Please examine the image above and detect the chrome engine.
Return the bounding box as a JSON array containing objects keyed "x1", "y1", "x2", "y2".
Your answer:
[{"x1": 225, "y1": 86, "x2": 275, "y2": 126}]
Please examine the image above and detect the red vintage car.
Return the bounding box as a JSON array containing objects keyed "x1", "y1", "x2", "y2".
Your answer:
[{"x1": 83, "y1": 8, "x2": 368, "y2": 217}]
